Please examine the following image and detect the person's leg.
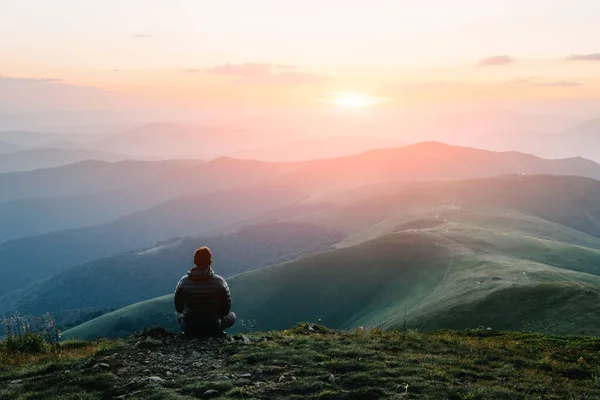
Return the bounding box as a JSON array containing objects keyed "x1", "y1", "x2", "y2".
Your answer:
[
  {"x1": 176, "y1": 313, "x2": 185, "y2": 330},
  {"x1": 220, "y1": 312, "x2": 236, "y2": 330}
]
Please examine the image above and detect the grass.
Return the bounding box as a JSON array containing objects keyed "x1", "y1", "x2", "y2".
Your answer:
[
  {"x1": 0, "y1": 338, "x2": 119, "y2": 399},
  {"x1": 4, "y1": 326, "x2": 600, "y2": 399},
  {"x1": 64, "y1": 208, "x2": 600, "y2": 340}
]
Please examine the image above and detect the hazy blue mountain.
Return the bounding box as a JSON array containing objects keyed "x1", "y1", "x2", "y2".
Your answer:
[
  {"x1": 231, "y1": 136, "x2": 404, "y2": 162},
  {"x1": 0, "y1": 130, "x2": 104, "y2": 147},
  {"x1": 1, "y1": 222, "x2": 344, "y2": 319},
  {"x1": 0, "y1": 157, "x2": 293, "y2": 243},
  {"x1": 0, "y1": 159, "x2": 199, "y2": 204},
  {"x1": 0, "y1": 148, "x2": 134, "y2": 173},
  {"x1": 0, "y1": 185, "x2": 305, "y2": 295},
  {"x1": 93, "y1": 123, "x2": 255, "y2": 158},
  {"x1": 0, "y1": 141, "x2": 25, "y2": 154}
]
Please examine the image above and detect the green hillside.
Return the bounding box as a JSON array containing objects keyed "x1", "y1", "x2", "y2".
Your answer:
[
  {"x1": 1, "y1": 221, "x2": 344, "y2": 320},
  {"x1": 64, "y1": 201, "x2": 600, "y2": 340}
]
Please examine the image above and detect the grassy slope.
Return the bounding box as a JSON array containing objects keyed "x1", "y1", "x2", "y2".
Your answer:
[
  {"x1": 5, "y1": 327, "x2": 600, "y2": 399},
  {"x1": 64, "y1": 208, "x2": 600, "y2": 340},
  {"x1": 64, "y1": 175, "x2": 600, "y2": 339}
]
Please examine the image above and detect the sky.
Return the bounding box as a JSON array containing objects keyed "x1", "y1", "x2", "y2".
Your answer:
[{"x1": 3, "y1": 0, "x2": 600, "y2": 118}]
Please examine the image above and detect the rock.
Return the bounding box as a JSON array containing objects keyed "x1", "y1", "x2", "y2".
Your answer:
[
  {"x1": 238, "y1": 373, "x2": 252, "y2": 378},
  {"x1": 192, "y1": 362, "x2": 203, "y2": 368},
  {"x1": 166, "y1": 371, "x2": 173, "y2": 377},
  {"x1": 93, "y1": 363, "x2": 110, "y2": 369},
  {"x1": 135, "y1": 338, "x2": 163, "y2": 349},
  {"x1": 291, "y1": 376, "x2": 298, "y2": 382},
  {"x1": 145, "y1": 376, "x2": 165, "y2": 383},
  {"x1": 241, "y1": 335, "x2": 252, "y2": 344},
  {"x1": 10, "y1": 379, "x2": 23, "y2": 384},
  {"x1": 278, "y1": 375, "x2": 286, "y2": 383},
  {"x1": 203, "y1": 389, "x2": 219, "y2": 398},
  {"x1": 396, "y1": 383, "x2": 410, "y2": 395},
  {"x1": 213, "y1": 375, "x2": 230, "y2": 381},
  {"x1": 191, "y1": 351, "x2": 201, "y2": 358},
  {"x1": 142, "y1": 369, "x2": 152, "y2": 374},
  {"x1": 308, "y1": 325, "x2": 315, "y2": 332},
  {"x1": 328, "y1": 374, "x2": 336, "y2": 384}
]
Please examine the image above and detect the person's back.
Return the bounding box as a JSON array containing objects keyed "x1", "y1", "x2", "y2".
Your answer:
[{"x1": 174, "y1": 247, "x2": 236, "y2": 337}]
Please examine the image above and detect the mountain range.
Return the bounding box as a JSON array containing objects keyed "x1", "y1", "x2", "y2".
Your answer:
[{"x1": 4, "y1": 141, "x2": 600, "y2": 339}]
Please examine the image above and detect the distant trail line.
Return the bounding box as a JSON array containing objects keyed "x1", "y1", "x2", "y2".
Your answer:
[{"x1": 441, "y1": 250, "x2": 455, "y2": 285}]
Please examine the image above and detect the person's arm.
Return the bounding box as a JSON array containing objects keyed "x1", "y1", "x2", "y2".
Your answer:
[
  {"x1": 174, "y1": 278, "x2": 184, "y2": 313},
  {"x1": 218, "y1": 280, "x2": 232, "y2": 318}
]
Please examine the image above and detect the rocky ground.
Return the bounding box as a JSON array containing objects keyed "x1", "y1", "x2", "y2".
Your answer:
[{"x1": 2, "y1": 325, "x2": 600, "y2": 399}]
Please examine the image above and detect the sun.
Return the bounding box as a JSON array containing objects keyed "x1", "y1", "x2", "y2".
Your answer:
[{"x1": 329, "y1": 92, "x2": 390, "y2": 108}]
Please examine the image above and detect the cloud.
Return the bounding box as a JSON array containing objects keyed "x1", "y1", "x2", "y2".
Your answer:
[
  {"x1": 134, "y1": 33, "x2": 153, "y2": 39},
  {"x1": 507, "y1": 78, "x2": 582, "y2": 87},
  {"x1": 233, "y1": 72, "x2": 331, "y2": 85},
  {"x1": 201, "y1": 63, "x2": 329, "y2": 85},
  {"x1": 532, "y1": 80, "x2": 582, "y2": 87},
  {"x1": 204, "y1": 63, "x2": 272, "y2": 78},
  {"x1": 566, "y1": 53, "x2": 600, "y2": 61},
  {"x1": 0, "y1": 76, "x2": 62, "y2": 84},
  {"x1": 0, "y1": 75, "x2": 119, "y2": 113},
  {"x1": 478, "y1": 55, "x2": 514, "y2": 67}
]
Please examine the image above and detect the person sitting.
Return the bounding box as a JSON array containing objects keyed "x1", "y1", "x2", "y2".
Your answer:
[{"x1": 174, "y1": 246, "x2": 236, "y2": 337}]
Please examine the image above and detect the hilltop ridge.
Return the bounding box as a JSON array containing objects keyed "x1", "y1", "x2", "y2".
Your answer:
[{"x1": 2, "y1": 325, "x2": 600, "y2": 399}]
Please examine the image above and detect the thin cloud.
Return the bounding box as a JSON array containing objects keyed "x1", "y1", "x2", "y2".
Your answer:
[
  {"x1": 478, "y1": 55, "x2": 514, "y2": 67},
  {"x1": 566, "y1": 53, "x2": 600, "y2": 61},
  {"x1": 533, "y1": 80, "x2": 582, "y2": 87},
  {"x1": 507, "y1": 78, "x2": 582, "y2": 87},
  {"x1": 204, "y1": 63, "x2": 272, "y2": 78},
  {"x1": 134, "y1": 33, "x2": 153, "y2": 39},
  {"x1": 0, "y1": 76, "x2": 62, "y2": 84},
  {"x1": 232, "y1": 72, "x2": 331, "y2": 85},
  {"x1": 200, "y1": 63, "x2": 329, "y2": 85}
]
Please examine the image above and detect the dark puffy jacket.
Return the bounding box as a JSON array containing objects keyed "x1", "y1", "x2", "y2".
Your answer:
[{"x1": 174, "y1": 267, "x2": 231, "y2": 325}]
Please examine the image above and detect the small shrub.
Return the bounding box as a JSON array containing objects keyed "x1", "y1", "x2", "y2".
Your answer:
[
  {"x1": 5, "y1": 333, "x2": 48, "y2": 354},
  {"x1": 1, "y1": 312, "x2": 60, "y2": 354}
]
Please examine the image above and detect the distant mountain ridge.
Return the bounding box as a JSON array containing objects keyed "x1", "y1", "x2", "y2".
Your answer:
[
  {"x1": 0, "y1": 147, "x2": 134, "y2": 173},
  {"x1": 0, "y1": 185, "x2": 306, "y2": 295},
  {"x1": 6, "y1": 142, "x2": 600, "y2": 329},
  {"x1": 63, "y1": 174, "x2": 600, "y2": 339}
]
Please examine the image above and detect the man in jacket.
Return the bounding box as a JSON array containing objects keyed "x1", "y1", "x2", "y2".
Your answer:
[{"x1": 174, "y1": 247, "x2": 236, "y2": 336}]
